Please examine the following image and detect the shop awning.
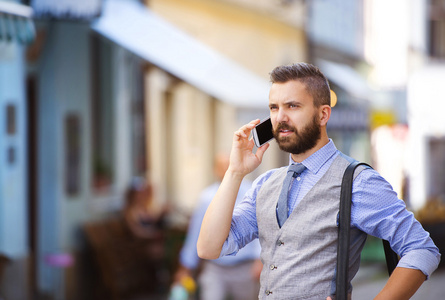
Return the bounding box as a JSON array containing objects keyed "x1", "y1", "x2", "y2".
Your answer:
[
  {"x1": 91, "y1": 0, "x2": 270, "y2": 108},
  {"x1": 0, "y1": 1, "x2": 35, "y2": 44}
]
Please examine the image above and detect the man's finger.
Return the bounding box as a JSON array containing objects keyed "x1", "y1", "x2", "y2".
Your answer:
[
  {"x1": 255, "y1": 142, "x2": 270, "y2": 161},
  {"x1": 234, "y1": 119, "x2": 261, "y2": 140}
]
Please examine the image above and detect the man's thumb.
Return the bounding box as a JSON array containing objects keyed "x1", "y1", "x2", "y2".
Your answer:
[{"x1": 255, "y1": 142, "x2": 270, "y2": 161}]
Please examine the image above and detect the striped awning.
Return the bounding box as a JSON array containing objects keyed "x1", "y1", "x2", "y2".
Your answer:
[{"x1": 0, "y1": 1, "x2": 35, "y2": 44}]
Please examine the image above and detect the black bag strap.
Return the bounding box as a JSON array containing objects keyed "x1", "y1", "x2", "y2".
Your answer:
[
  {"x1": 383, "y1": 239, "x2": 399, "y2": 275},
  {"x1": 336, "y1": 161, "x2": 399, "y2": 300}
]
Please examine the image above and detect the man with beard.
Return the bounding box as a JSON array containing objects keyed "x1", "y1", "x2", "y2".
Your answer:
[{"x1": 197, "y1": 63, "x2": 440, "y2": 300}]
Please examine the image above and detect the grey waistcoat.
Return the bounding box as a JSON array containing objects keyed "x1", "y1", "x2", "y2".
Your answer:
[{"x1": 256, "y1": 154, "x2": 367, "y2": 300}]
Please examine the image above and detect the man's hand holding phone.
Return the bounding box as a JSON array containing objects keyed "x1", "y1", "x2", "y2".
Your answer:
[
  {"x1": 229, "y1": 119, "x2": 270, "y2": 178},
  {"x1": 252, "y1": 117, "x2": 274, "y2": 148}
]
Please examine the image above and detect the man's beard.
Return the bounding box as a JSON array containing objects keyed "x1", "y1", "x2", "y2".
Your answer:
[{"x1": 273, "y1": 113, "x2": 321, "y2": 155}]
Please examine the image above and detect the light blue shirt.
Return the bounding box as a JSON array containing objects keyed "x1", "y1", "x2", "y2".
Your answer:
[
  {"x1": 222, "y1": 139, "x2": 441, "y2": 278},
  {"x1": 180, "y1": 180, "x2": 261, "y2": 270}
]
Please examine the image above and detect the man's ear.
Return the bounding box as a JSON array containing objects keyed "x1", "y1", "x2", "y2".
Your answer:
[{"x1": 319, "y1": 105, "x2": 331, "y2": 126}]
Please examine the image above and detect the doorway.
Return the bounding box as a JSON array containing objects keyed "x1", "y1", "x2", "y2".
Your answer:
[{"x1": 26, "y1": 75, "x2": 38, "y2": 299}]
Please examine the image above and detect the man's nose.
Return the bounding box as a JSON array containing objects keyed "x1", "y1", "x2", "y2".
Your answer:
[{"x1": 276, "y1": 109, "x2": 288, "y2": 123}]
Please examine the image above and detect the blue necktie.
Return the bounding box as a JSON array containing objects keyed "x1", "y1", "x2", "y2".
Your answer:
[{"x1": 276, "y1": 164, "x2": 306, "y2": 227}]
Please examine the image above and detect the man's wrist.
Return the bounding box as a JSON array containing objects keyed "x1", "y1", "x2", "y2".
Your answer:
[{"x1": 225, "y1": 167, "x2": 247, "y2": 181}]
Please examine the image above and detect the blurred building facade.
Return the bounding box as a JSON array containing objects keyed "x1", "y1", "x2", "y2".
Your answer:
[
  {"x1": 306, "y1": 0, "x2": 445, "y2": 215},
  {"x1": 146, "y1": 0, "x2": 308, "y2": 209},
  {"x1": 406, "y1": 0, "x2": 445, "y2": 213},
  {"x1": 0, "y1": 0, "x2": 36, "y2": 299},
  {"x1": 306, "y1": 0, "x2": 374, "y2": 163},
  {"x1": 1, "y1": 0, "x2": 306, "y2": 298}
]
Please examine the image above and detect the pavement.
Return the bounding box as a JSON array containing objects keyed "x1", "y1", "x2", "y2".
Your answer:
[
  {"x1": 130, "y1": 263, "x2": 445, "y2": 300},
  {"x1": 352, "y1": 263, "x2": 445, "y2": 299}
]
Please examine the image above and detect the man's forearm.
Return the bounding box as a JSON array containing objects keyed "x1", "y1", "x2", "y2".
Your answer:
[
  {"x1": 198, "y1": 119, "x2": 268, "y2": 259},
  {"x1": 374, "y1": 267, "x2": 426, "y2": 300},
  {"x1": 197, "y1": 170, "x2": 244, "y2": 259},
  {"x1": 327, "y1": 267, "x2": 427, "y2": 300}
]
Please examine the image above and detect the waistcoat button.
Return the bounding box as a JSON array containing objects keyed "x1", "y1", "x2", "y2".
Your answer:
[
  {"x1": 276, "y1": 240, "x2": 284, "y2": 246},
  {"x1": 265, "y1": 290, "x2": 272, "y2": 295},
  {"x1": 269, "y1": 264, "x2": 277, "y2": 270}
]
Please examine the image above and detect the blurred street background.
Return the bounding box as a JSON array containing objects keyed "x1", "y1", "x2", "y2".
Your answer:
[{"x1": 1, "y1": 0, "x2": 445, "y2": 299}]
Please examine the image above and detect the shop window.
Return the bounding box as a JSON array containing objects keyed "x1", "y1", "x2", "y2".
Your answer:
[
  {"x1": 91, "y1": 35, "x2": 114, "y2": 191},
  {"x1": 6, "y1": 103, "x2": 16, "y2": 135},
  {"x1": 129, "y1": 61, "x2": 147, "y2": 178},
  {"x1": 65, "y1": 113, "x2": 81, "y2": 196},
  {"x1": 428, "y1": 137, "x2": 445, "y2": 199},
  {"x1": 429, "y1": 0, "x2": 445, "y2": 59}
]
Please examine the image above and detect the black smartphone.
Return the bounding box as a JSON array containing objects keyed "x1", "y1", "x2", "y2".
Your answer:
[{"x1": 252, "y1": 117, "x2": 274, "y2": 148}]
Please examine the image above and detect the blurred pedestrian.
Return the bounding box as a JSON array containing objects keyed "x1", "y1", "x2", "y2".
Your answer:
[
  {"x1": 198, "y1": 63, "x2": 441, "y2": 300},
  {"x1": 173, "y1": 153, "x2": 261, "y2": 300},
  {"x1": 123, "y1": 177, "x2": 169, "y2": 257}
]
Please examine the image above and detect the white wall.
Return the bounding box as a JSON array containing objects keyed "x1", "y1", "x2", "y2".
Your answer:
[{"x1": 407, "y1": 65, "x2": 445, "y2": 210}]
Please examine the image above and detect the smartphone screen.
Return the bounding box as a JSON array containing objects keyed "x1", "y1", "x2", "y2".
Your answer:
[{"x1": 253, "y1": 117, "x2": 274, "y2": 147}]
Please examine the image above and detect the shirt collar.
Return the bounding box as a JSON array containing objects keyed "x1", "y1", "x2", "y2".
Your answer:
[{"x1": 288, "y1": 139, "x2": 339, "y2": 174}]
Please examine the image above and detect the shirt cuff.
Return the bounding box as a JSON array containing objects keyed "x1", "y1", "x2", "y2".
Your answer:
[
  {"x1": 219, "y1": 238, "x2": 239, "y2": 258},
  {"x1": 397, "y1": 249, "x2": 441, "y2": 279}
]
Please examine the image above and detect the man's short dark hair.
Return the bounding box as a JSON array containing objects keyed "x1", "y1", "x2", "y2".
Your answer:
[{"x1": 269, "y1": 63, "x2": 331, "y2": 107}]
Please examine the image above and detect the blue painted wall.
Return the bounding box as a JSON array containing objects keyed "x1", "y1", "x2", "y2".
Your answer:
[
  {"x1": 35, "y1": 21, "x2": 93, "y2": 291},
  {"x1": 0, "y1": 43, "x2": 29, "y2": 259}
]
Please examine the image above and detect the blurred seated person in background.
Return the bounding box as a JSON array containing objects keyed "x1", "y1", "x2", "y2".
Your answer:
[
  {"x1": 173, "y1": 153, "x2": 262, "y2": 300},
  {"x1": 123, "y1": 177, "x2": 171, "y2": 290},
  {"x1": 123, "y1": 177, "x2": 168, "y2": 240}
]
